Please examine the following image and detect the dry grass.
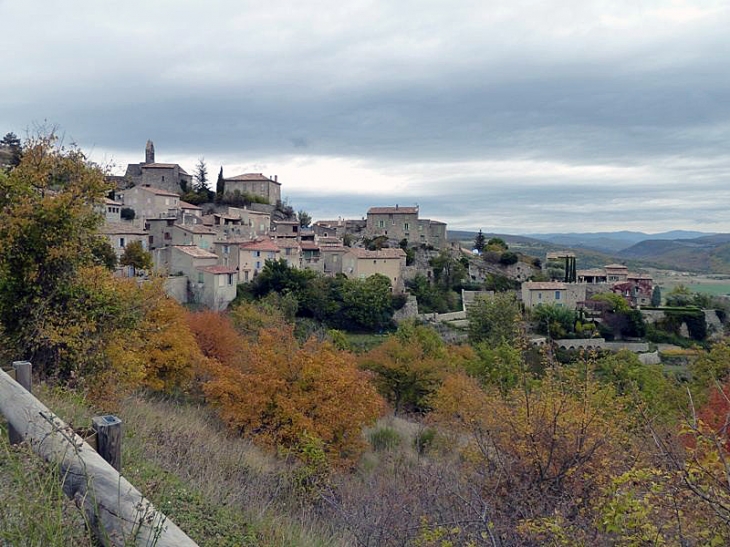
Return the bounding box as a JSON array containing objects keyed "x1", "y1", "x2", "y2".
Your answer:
[
  {"x1": 37, "y1": 386, "x2": 347, "y2": 546},
  {"x1": 0, "y1": 425, "x2": 94, "y2": 546}
]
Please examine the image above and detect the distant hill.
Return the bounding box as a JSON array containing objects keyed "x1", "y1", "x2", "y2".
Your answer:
[
  {"x1": 523, "y1": 230, "x2": 713, "y2": 254},
  {"x1": 618, "y1": 234, "x2": 730, "y2": 273},
  {"x1": 449, "y1": 230, "x2": 730, "y2": 273}
]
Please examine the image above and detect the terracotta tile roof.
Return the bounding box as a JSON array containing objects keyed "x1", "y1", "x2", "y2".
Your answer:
[
  {"x1": 367, "y1": 206, "x2": 418, "y2": 215},
  {"x1": 100, "y1": 222, "x2": 147, "y2": 235},
  {"x1": 238, "y1": 239, "x2": 280, "y2": 252},
  {"x1": 196, "y1": 265, "x2": 238, "y2": 274},
  {"x1": 171, "y1": 245, "x2": 218, "y2": 258},
  {"x1": 179, "y1": 201, "x2": 202, "y2": 210},
  {"x1": 320, "y1": 246, "x2": 348, "y2": 253},
  {"x1": 346, "y1": 247, "x2": 406, "y2": 259},
  {"x1": 225, "y1": 173, "x2": 280, "y2": 184},
  {"x1": 522, "y1": 281, "x2": 567, "y2": 290},
  {"x1": 301, "y1": 242, "x2": 320, "y2": 250},
  {"x1": 605, "y1": 264, "x2": 629, "y2": 270},
  {"x1": 175, "y1": 224, "x2": 216, "y2": 235},
  {"x1": 274, "y1": 220, "x2": 299, "y2": 225},
  {"x1": 578, "y1": 269, "x2": 607, "y2": 276},
  {"x1": 105, "y1": 197, "x2": 123, "y2": 205},
  {"x1": 275, "y1": 240, "x2": 300, "y2": 249}
]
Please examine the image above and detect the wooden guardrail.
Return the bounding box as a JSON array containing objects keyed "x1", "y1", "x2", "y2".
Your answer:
[{"x1": 0, "y1": 365, "x2": 198, "y2": 547}]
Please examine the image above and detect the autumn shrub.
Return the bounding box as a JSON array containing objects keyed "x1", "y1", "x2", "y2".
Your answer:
[{"x1": 203, "y1": 327, "x2": 385, "y2": 465}]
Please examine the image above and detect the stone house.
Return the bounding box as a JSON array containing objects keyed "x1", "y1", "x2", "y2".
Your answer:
[
  {"x1": 170, "y1": 224, "x2": 216, "y2": 250},
  {"x1": 605, "y1": 264, "x2": 630, "y2": 283},
  {"x1": 223, "y1": 173, "x2": 281, "y2": 205},
  {"x1": 194, "y1": 265, "x2": 238, "y2": 311},
  {"x1": 276, "y1": 240, "x2": 301, "y2": 269},
  {"x1": 145, "y1": 218, "x2": 175, "y2": 251},
  {"x1": 103, "y1": 197, "x2": 123, "y2": 223},
  {"x1": 272, "y1": 220, "x2": 300, "y2": 239},
  {"x1": 365, "y1": 205, "x2": 448, "y2": 249},
  {"x1": 227, "y1": 207, "x2": 271, "y2": 237},
  {"x1": 100, "y1": 222, "x2": 148, "y2": 258},
  {"x1": 122, "y1": 141, "x2": 192, "y2": 195},
  {"x1": 224, "y1": 239, "x2": 281, "y2": 283},
  {"x1": 179, "y1": 201, "x2": 202, "y2": 223},
  {"x1": 312, "y1": 218, "x2": 367, "y2": 239},
  {"x1": 153, "y1": 245, "x2": 236, "y2": 310},
  {"x1": 521, "y1": 281, "x2": 587, "y2": 310},
  {"x1": 118, "y1": 185, "x2": 180, "y2": 225},
  {"x1": 343, "y1": 247, "x2": 407, "y2": 293},
  {"x1": 320, "y1": 245, "x2": 349, "y2": 276},
  {"x1": 301, "y1": 242, "x2": 322, "y2": 271}
]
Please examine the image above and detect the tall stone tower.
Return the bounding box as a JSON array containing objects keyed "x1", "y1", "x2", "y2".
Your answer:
[{"x1": 145, "y1": 140, "x2": 155, "y2": 164}]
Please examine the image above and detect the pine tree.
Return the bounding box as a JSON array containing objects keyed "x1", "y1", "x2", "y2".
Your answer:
[
  {"x1": 474, "y1": 229, "x2": 486, "y2": 253},
  {"x1": 194, "y1": 158, "x2": 208, "y2": 192}
]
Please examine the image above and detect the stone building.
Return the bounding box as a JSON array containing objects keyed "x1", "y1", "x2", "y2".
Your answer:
[
  {"x1": 521, "y1": 281, "x2": 587, "y2": 310},
  {"x1": 365, "y1": 205, "x2": 447, "y2": 249},
  {"x1": 342, "y1": 247, "x2": 407, "y2": 293},
  {"x1": 222, "y1": 173, "x2": 281, "y2": 205},
  {"x1": 122, "y1": 140, "x2": 192, "y2": 194},
  {"x1": 117, "y1": 185, "x2": 180, "y2": 225}
]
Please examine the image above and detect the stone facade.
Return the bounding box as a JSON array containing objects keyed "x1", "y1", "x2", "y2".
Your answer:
[
  {"x1": 343, "y1": 247, "x2": 407, "y2": 293},
  {"x1": 123, "y1": 141, "x2": 192, "y2": 194},
  {"x1": 223, "y1": 173, "x2": 281, "y2": 205},
  {"x1": 521, "y1": 281, "x2": 587, "y2": 310},
  {"x1": 118, "y1": 185, "x2": 180, "y2": 225},
  {"x1": 365, "y1": 206, "x2": 447, "y2": 249}
]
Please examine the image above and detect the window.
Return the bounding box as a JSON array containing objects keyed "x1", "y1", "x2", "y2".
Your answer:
[
  {"x1": 538, "y1": 292, "x2": 542, "y2": 300},
  {"x1": 256, "y1": 261, "x2": 261, "y2": 269},
  {"x1": 227, "y1": 274, "x2": 234, "y2": 285},
  {"x1": 254, "y1": 251, "x2": 261, "y2": 257},
  {"x1": 149, "y1": 235, "x2": 154, "y2": 245},
  {"x1": 555, "y1": 291, "x2": 561, "y2": 300},
  {"x1": 223, "y1": 245, "x2": 230, "y2": 254},
  {"x1": 404, "y1": 222, "x2": 409, "y2": 231},
  {"x1": 119, "y1": 237, "x2": 125, "y2": 248},
  {"x1": 198, "y1": 272, "x2": 204, "y2": 284}
]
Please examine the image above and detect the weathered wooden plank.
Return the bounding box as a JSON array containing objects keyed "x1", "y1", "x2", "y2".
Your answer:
[
  {"x1": 0, "y1": 368, "x2": 198, "y2": 547},
  {"x1": 8, "y1": 361, "x2": 31, "y2": 445}
]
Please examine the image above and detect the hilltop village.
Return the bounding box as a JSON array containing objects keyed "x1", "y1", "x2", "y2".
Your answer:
[
  {"x1": 103, "y1": 142, "x2": 677, "y2": 328},
  {"x1": 103, "y1": 141, "x2": 448, "y2": 311}
]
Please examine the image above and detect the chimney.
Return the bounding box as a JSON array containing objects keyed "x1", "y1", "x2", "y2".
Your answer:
[{"x1": 396, "y1": 204, "x2": 399, "y2": 210}]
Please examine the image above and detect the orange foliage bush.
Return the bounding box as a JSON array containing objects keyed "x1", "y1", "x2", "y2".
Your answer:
[
  {"x1": 187, "y1": 310, "x2": 246, "y2": 367},
  {"x1": 203, "y1": 326, "x2": 385, "y2": 464}
]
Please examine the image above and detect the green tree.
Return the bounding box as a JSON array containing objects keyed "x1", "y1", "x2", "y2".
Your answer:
[
  {"x1": 194, "y1": 157, "x2": 208, "y2": 192},
  {"x1": 0, "y1": 132, "x2": 22, "y2": 171},
  {"x1": 665, "y1": 284, "x2": 693, "y2": 307},
  {"x1": 0, "y1": 133, "x2": 124, "y2": 378},
  {"x1": 119, "y1": 240, "x2": 152, "y2": 271},
  {"x1": 487, "y1": 237, "x2": 508, "y2": 252},
  {"x1": 651, "y1": 285, "x2": 662, "y2": 307},
  {"x1": 592, "y1": 292, "x2": 630, "y2": 312},
  {"x1": 215, "y1": 166, "x2": 224, "y2": 197},
  {"x1": 359, "y1": 322, "x2": 447, "y2": 414},
  {"x1": 467, "y1": 292, "x2": 521, "y2": 345},
  {"x1": 474, "y1": 229, "x2": 486, "y2": 253},
  {"x1": 531, "y1": 303, "x2": 576, "y2": 338},
  {"x1": 341, "y1": 274, "x2": 395, "y2": 331},
  {"x1": 297, "y1": 209, "x2": 312, "y2": 228}
]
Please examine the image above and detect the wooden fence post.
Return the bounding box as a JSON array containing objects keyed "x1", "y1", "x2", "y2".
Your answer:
[
  {"x1": 92, "y1": 415, "x2": 122, "y2": 472},
  {"x1": 8, "y1": 361, "x2": 32, "y2": 445}
]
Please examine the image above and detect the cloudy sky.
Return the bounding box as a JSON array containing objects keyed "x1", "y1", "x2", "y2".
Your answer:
[{"x1": 2, "y1": 0, "x2": 729, "y2": 234}]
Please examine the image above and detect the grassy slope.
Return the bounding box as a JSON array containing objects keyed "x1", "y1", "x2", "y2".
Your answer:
[
  {"x1": 3, "y1": 386, "x2": 344, "y2": 547},
  {"x1": 0, "y1": 425, "x2": 94, "y2": 546}
]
